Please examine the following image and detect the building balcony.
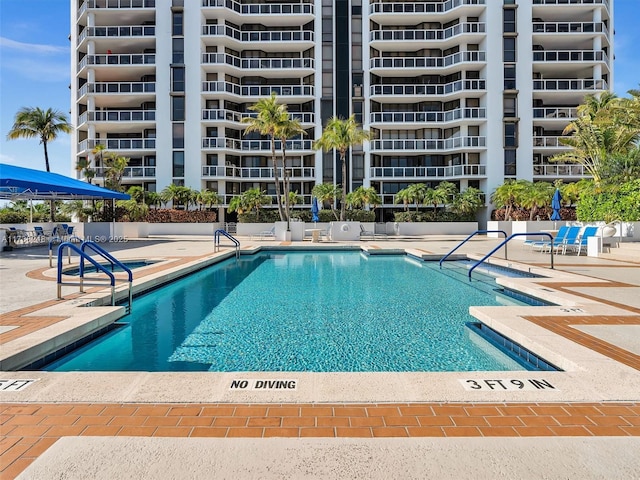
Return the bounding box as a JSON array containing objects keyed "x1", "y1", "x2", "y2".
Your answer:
[
  {"x1": 202, "y1": 0, "x2": 314, "y2": 27},
  {"x1": 202, "y1": 25, "x2": 314, "y2": 51},
  {"x1": 532, "y1": 0, "x2": 608, "y2": 7},
  {"x1": 94, "y1": 166, "x2": 156, "y2": 178},
  {"x1": 202, "y1": 81, "x2": 314, "y2": 101},
  {"x1": 532, "y1": 21, "x2": 608, "y2": 36},
  {"x1": 79, "y1": 110, "x2": 156, "y2": 126},
  {"x1": 532, "y1": 107, "x2": 578, "y2": 119},
  {"x1": 370, "y1": 108, "x2": 485, "y2": 126},
  {"x1": 369, "y1": 0, "x2": 486, "y2": 21},
  {"x1": 533, "y1": 164, "x2": 587, "y2": 177},
  {"x1": 370, "y1": 136, "x2": 486, "y2": 153},
  {"x1": 202, "y1": 53, "x2": 313, "y2": 75},
  {"x1": 77, "y1": 82, "x2": 155, "y2": 100},
  {"x1": 370, "y1": 51, "x2": 485, "y2": 75},
  {"x1": 78, "y1": 53, "x2": 155, "y2": 71},
  {"x1": 79, "y1": 138, "x2": 156, "y2": 152},
  {"x1": 533, "y1": 78, "x2": 607, "y2": 92},
  {"x1": 83, "y1": 0, "x2": 156, "y2": 9},
  {"x1": 533, "y1": 50, "x2": 608, "y2": 64},
  {"x1": 370, "y1": 164, "x2": 486, "y2": 179},
  {"x1": 369, "y1": 22, "x2": 485, "y2": 49},
  {"x1": 202, "y1": 165, "x2": 315, "y2": 179},
  {"x1": 78, "y1": 25, "x2": 155, "y2": 45},
  {"x1": 202, "y1": 109, "x2": 314, "y2": 125},
  {"x1": 370, "y1": 79, "x2": 485, "y2": 101},
  {"x1": 202, "y1": 138, "x2": 314, "y2": 152},
  {"x1": 533, "y1": 136, "x2": 569, "y2": 149},
  {"x1": 221, "y1": 193, "x2": 313, "y2": 207}
]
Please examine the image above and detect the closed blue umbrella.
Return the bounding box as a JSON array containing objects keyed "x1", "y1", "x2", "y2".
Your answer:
[
  {"x1": 311, "y1": 197, "x2": 320, "y2": 223},
  {"x1": 550, "y1": 188, "x2": 562, "y2": 221}
]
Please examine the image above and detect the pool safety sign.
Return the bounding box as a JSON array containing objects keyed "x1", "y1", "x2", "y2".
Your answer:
[
  {"x1": 230, "y1": 379, "x2": 298, "y2": 391},
  {"x1": 459, "y1": 378, "x2": 558, "y2": 391}
]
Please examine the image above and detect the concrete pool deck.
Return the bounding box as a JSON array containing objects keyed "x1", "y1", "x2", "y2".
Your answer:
[{"x1": 1, "y1": 235, "x2": 640, "y2": 478}]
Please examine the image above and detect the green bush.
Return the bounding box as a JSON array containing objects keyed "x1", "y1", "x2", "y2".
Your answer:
[
  {"x1": 0, "y1": 211, "x2": 29, "y2": 223},
  {"x1": 237, "y1": 209, "x2": 280, "y2": 223},
  {"x1": 576, "y1": 180, "x2": 640, "y2": 221},
  {"x1": 393, "y1": 211, "x2": 475, "y2": 222},
  {"x1": 345, "y1": 209, "x2": 375, "y2": 222},
  {"x1": 144, "y1": 209, "x2": 218, "y2": 223}
]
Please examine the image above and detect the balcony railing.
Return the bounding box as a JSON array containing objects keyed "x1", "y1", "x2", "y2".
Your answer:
[
  {"x1": 202, "y1": 165, "x2": 315, "y2": 178},
  {"x1": 371, "y1": 136, "x2": 486, "y2": 151},
  {"x1": 533, "y1": 107, "x2": 578, "y2": 119},
  {"x1": 533, "y1": 50, "x2": 607, "y2": 63},
  {"x1": 78, "y1": 82, "x2": 155, "y2": 98},
  {"x1": 80, "y1": 138, "x2": 156, "y2": 151},
  {"x1": 221, "y1": 193, "x2": 313, "y2": 207},
  {"x1": 370, "y1": 22, "x2": 485, "y2": 42},
  {"x1": 86, "y1": 110, "x2": 156, "y2": 122},
  {"x1": 532, "y1": 22, "x2": 608, "y2": 35},
  {"x1": 533, "y1": 136, "x2": 569, "y2": 148},
  {"x1": 371, "y1": 51, "x2": 485, "y2": 69},
  {"x1": 202, "y1": 0, "x2": 314, "y2": 15},
  {"x1": 371, "y1": 79, "x2": 485, "y2": 97},
  {"x1": 94, "y1": 166, "x2": 156, "y2": 178},
  {"x1": 532, "y1": 0, "x2": 608, "y2": 6},
  {"x1": 79, "y1": 25, "x2": 155, "y2": 44},
  {"x1": 202, "y1": 25, "x2": 313, "y2": 43},
  {"x1": 370, "y1": 164, "x2": 486, "y2": 178},
  {"x1": 202, "y1": 138, "x2": 314, "y2": 151},
  {"x1": 79, "y1": 54, "x2": 155, "y2": 70},
  {"x1": 533, "y1": 79, "x2": 607, "y2": 91},
  {"x1": 202, "y1": 53, "x2": 313, "y2": 70},
  {"x1": 533, "y1": 164, "x2": 587, "y2": 176},
  {"x1": 86, "y1": 0, "x2": 156, "y2": 8},
  {"x1": 370, "y1": 108, "x2": 485, "y2": 124},
  {"x1": 202, "y1": 109, "x2": 314, "y2": 124},
  {"x1": 202, "y1": 81, "x2": 314, "y2": 98},
  {"x1": 370, "y1": 0, "x2": 486, "y2": 15}
]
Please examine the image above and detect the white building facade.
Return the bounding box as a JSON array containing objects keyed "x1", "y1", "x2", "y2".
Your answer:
[{"x1": 71, "y1": 0, "x2": 613, "y2": 222}]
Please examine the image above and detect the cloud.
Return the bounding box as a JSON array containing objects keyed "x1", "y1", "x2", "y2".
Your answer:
[
  {"x1": 0, "y1": 36, "x2": 68, "y2": 55},
  {"x1": 1, "y1": 57, "x2": 70, "y2": 83}
]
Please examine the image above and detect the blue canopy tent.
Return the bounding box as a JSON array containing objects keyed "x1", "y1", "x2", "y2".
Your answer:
[
  {"x1": 0, "y1": 163, "x2": 129, "y2": 201},
  {"x1": 550, "y1": 188, "x2": 562, "y2": 221}
]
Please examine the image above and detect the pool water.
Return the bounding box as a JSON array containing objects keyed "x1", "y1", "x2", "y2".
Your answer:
[{"x1": 44, "y1": 251, "x2": 540, "y2": 372}]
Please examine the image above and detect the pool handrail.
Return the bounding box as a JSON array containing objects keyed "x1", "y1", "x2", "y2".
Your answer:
[
  {"x1": 214, "y1": 229, "x2": 240, "y2": 258},
  {"x1": 468, "y1": 232, "x2": 554, "y2": 281},
  {"x1": 81, "y1": 241, "x2": 133, "y2": 310},
  {"x1": 439, "y1": 230, "x2": 508, "y2": 268},
  {"x1": 56, "y1": 241, "x2": 117, "y2": 305}
]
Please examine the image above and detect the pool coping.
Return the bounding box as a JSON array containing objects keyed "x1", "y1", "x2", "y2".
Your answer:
[{"x1": 1, "y1": 246, "x2": 639, "y2": 405}]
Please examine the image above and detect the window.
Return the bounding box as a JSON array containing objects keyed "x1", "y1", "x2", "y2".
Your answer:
[
  {"x1": 172, "y1": 38, "x2": 184, "y2": 64},
  {"x1": 172, "y1": 96, "x2": 185, "y2": 121},
  {"x1": 503, "y1": 9, "x2": 516, "y2": 33},
  {"x1": 503, "y1": 38, "x2": 516, "y2": 62},
  {"x1": 172, "y1": 12, "x2": 183, "y2": 36},
  {"x1": 504, "y1": 64, "x2": 516, "y2": 90},
  {"x1": 504, "y1": 150, "x2": 516, "y2": 176},
  {"x1": 172, "y1": 123, "x2": 184, "y2": 149},
  {"x1": 172, "y1": 67, "x2": 185, "y2": 92},
  {"x1": 504, "y1": 96, "x2": 517, "y2": 117},
  {"x1": 504, "y1": 123, "x2": 518, "y2": 148},
  {"x1": 172, "y1": 151, "x2": 184, "y2": 177}
]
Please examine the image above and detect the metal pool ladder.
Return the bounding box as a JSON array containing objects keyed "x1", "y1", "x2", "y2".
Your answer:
[
  {"x1": 56, "y1": 241, "x2": 133, "y2": 312},
  {"x1": 214, "y1": 229, "x2": 240, "y2": 259},
  {"x1": 439, "y1": 230, "x2": 508, "y2": 268}
]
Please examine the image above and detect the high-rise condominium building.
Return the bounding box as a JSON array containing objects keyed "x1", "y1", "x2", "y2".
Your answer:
[{"x1": 71, "y1": 0, "x2": 613, "y2": 222}]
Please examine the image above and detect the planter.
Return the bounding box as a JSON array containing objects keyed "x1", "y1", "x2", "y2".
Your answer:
[{"x1": 387, "y1": 222, "x2": 479, "y2": 236}]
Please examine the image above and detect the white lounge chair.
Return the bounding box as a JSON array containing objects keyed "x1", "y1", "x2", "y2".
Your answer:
[{"x1": 251, "y1": 226, "x2": 275, "y2": 240}]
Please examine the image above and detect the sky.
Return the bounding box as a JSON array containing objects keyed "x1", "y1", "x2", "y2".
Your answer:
[{"x1": 0, "y1": 0, "x2": 639, "y2": 177}]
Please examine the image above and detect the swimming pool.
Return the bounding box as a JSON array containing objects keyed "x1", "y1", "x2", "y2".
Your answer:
[
  {"x1": 42, "y1": 251, "x2": 549, "y2": 373},
  {"x1": 63, "y1": 260, "x2": 157, "y2": 276}
]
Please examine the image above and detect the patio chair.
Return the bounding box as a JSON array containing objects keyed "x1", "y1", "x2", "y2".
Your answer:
[
  {"x1": 529, "y1": 225, "x2": 569, "y2": 252},
  {"x1": 31, "y1": 226, "x2": 48, "y2": 244},
  {"x1": 552, "y1": 226, "x2": 582, "y2": 254},
  {"x1": 566, "y1": 226, "x2": 599, "y2": 255},
  {"x1": 7, "y1": 227, "x2": 29, "y2": 246},
  {"x1": 251, "y1": 226, "x2": 275, "y2": 240},
  {"x1": 360, "y1": 224, "x2": 375, "y2": 240}
]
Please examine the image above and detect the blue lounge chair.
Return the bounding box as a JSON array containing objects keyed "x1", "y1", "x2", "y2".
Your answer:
[
  {"x1": 528, "y1": 225, "x2": 569, "y2": 251},
  {"x1": 566, "y1": 226, "x2": 599, "y2": 255}
]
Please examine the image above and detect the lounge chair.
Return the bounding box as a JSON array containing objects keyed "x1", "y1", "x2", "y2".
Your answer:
[
  {"x1": 359, "y1": 224, "x2": 388, "y2": 241},
  {"x1": 32, "y1": 226, "x2": 48, "y2": 244},
  {"x1": 251, "y1": 226, "x2": 275, "y2": 240},
  {"x1": 528, "y1": 225, "x2": 569, "y2": 252},
  {"x1": 566, "y1": 226, "x2": 599, "y2": 255}
]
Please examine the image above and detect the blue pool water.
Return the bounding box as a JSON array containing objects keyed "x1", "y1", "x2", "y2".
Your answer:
[{"x1": 43, "y1": 251, "x2": 542, "y2": 372}]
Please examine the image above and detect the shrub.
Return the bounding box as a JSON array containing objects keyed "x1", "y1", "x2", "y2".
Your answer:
[
  {"x1": 576, "y1": 180, "x2": 640, "y2": 221},
  {"x1": 345, "y1": 209, "x2": 375, "y2": 222},
  {"x1": 237, "y1": 209, "x2": 279, "y2": 223},
  {"x1": 0, "y1": 211, "x2": 29, "y2": 223},
  {"x1": 144, "y1": 209, "x2": 218, "y2": 223}
]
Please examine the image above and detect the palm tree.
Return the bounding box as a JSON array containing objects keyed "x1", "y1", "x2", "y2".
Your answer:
[
  {"x1": 423, "y1": 186, "x2": 449, "y2": 216},
  {"x1": 312, "y1": 182, "x2": 342, "y2": 220},
  {"x1": 76, "y1": 158, "x2": 96, "y2": 184},
  {"x1": 91, "y1": 143, "x2": 108, "y2": 183},
  {"x1": 103, "y1": 152, "x2": 129, "y2": 192},
  {"x1": 196, "y1": 189, "x2": 222, "y2": 211},
  {"x1": 146, "y1": 191, "x2": 161, "y2": 210},
  {"x1": 395, "y1": 187, "x2": 412, "y2": 212},
  {"x1": 491, "y1": 179, "x2": 527, "y2": 220},
  {"x1": 451, "y1": 187, "x2": 484, "y2": 219},
  {"x1": 345, "y1": 186, "x2": 382, "y2": 210},
  {"x1": 407, "y1": 183, "x2": 428, "y2": 212},
  {"x1": 228, "y1": 188, "x2": 272, "y2": 219},
  {"x1": 313, "y1": 115, "x2": 371, "y2": 221},
  {"x1": 276, "y1": 116, "x2": 306, "y2": 230},
  {"x1": 7, "y1": 107, "x2": 72, "y2": 173},
  {"x1": 242, "y1": 93, "x2": 289, "y2": 221},
  {"x1": 160, "y1": 183, "x2": 184, "y2": 208}
]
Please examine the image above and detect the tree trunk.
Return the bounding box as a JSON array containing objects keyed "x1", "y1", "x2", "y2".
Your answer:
[
  {"x1": 282, "y1": 143, "x2": 291, "y2": 231},
  {"x1": 43, "y1": 140, "x2": 51, "y2": 172},
  {"x1": 340, "y1": 150, "x2": 347, "y2": 221},
  {"x1": 271, "y1": 138, "x2": 285, "y2": 221}
]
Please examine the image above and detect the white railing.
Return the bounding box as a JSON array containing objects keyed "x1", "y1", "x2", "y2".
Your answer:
[
  {"x1": 79, "y1": 25, "x2": 155, "y2": 44},
  {"x1": 532, "y1": 22, "x2": 608, "y2": 35},
  {"x1": 371, "y1": 136, "x2": 486, "y2": 151},
  {"x1": 82, "y1": 138, "x2": 156, "y2": 150},
  {"x1": 371, "y1": 51, "x2": 485, "y2": 69},
  {"x1": 94, "y1": 166, "x2": 156, "y2": 178},
  {"x1": 202, "y1": 138, "x2": 314, "y2": 151},
  {"x1": 533, "y1": 136, "x2": 569, "y2": 148},
  {"x1": 370, "y1": 0, "x2": 485, "y2": 15},
  {"x1": 202, "y1": 53, "x2": 313, "y2": 70},
  {"x1": 532, "y1": 107, "x2": 578, "y2": 119},
  {"x1": 89, "y1": 110, "x2": 156, "y2": 122},
  {"x1": 202, "y1": 25, "x2": 313, "y2": 43},
  {"x1": 533, "y1": 79, "x2": 607, "y2": 91},
  {"x1": 87, "y1": 0, "x2": 156, "y2": 8},
  {"x1": 371, "y1": 79, "x2": 485, "y2": 97},
  {"x1": 202, "y1": 109, "x2": 314, "y2": 124},
  {"x1": 221, "y1": 193, "x2": 313, "y2": 206},
  {"x1": 202, "y1": 0, "x2": 314, "y2": 16},
  {"x1": 202, "y1": 165, "x2": 315, "y2": 178},
  {"x1": 79, "y1": 54, "x2": 155, "y2": 70},
  {"x1": 533, "y1": 164, "x2": 587, "y2": 176},
  {"x1": 78, "y1": 82, "x2": 155, "y2": 99},
  {"x1": 532, "y1": 0, "x2": 608, "y2": 6},
  {"x1": 370, "y1": 108, "x2": 485, "y2": 124},
  {"x1": 533, "y1": 50, "x2": 607, "y2": 63},
  {"x1": 370, "y1": 22, "x2": 485, "y2": 42},
  {"x1": 202, "y1": 81, "x2": 314, "y2": 98},
  {"x1": 370, "y1": 165, "x2": 486, "y2": 178}
]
